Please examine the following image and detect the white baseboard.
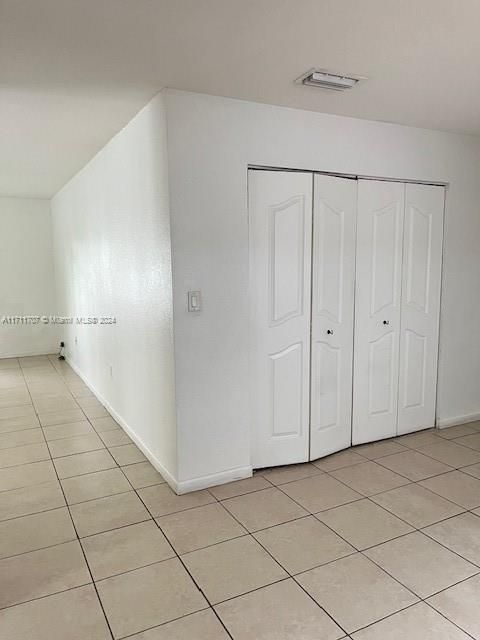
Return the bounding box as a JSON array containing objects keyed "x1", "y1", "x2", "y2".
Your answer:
[
  {"x1": 64, "y1": 356, "x2": 252, "y2": 495},
  {"x1": 64, "y1": 356, "x2": 179, "y2": 492},
  {"x1": 437, "y1": 412, "x2": 480, "y2": 428},
  {"x1": 176, "y1": 466, "x2": 253, "y2": 495}
]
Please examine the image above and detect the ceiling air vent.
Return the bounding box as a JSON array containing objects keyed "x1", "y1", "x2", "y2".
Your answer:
[{"x1": 297, "y1": 69, "x2": 366, "y2": 91}]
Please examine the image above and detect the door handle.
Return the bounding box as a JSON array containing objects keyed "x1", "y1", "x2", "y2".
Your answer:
[
  {"x1": 383, "y1": 320, "x2": 390, "y2": 325},
  {"x1": 327, "y1": 329, "x2": 334, "y2": 335}
]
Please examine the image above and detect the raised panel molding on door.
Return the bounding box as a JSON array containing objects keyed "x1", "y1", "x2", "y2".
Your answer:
[
  {"x1": 397, "y1": 183, "x2": 444, "y2": 434},
  {"x1": 249, "y1": 170, "x2": 312, "y2": 467},
  {"x1": 310, "y1": 174, "x2": 356, "y2": 460},
  {"x1": 353, "y1": 180, "x2": 405, "y2": 444}
]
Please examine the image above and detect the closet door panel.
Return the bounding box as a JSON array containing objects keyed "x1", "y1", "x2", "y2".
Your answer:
[
  {"x1": 310, "y1": 174, "x2": 356, "y2": 459},
  {"x1": 249, "y1": 170, "x2": 312, "y2": 467},
  {"x1": 353, "y1": 180, "x2": 404, "y2": 444},
  {"x1": 397, "y1": 184, "x2": 444, "y2": 434}
]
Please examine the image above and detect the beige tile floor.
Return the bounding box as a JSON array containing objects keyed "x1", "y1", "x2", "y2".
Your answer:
[{"x1": 0, "y1": 355, "x2": 480, "y2": 638}]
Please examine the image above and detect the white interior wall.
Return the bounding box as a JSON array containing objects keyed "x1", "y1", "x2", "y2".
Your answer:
[
  {"x1": 164, "y1": 89, "x2": 480, "y2": 490},
  {"x1": 0, "y1": 197, "x2": 58, "y2": 358},
  {"x1": 51, "y1": 93, "x2": 178, "y2": 482},
  {"x1": 49, "y1": 87, "x2": 480, "y2": 493}
]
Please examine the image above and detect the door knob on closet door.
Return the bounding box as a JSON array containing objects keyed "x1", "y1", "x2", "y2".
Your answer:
[
  {"x1": 383, "y1": 320, "x2": 390, "y2": 325},
  {"x1": 327, "y1": 329, "x2": 334, "y2": 335}
]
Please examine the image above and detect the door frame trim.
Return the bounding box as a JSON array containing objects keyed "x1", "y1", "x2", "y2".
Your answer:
[{"x1": 248, "y1": 165, "x2": 448, "y2": 188}]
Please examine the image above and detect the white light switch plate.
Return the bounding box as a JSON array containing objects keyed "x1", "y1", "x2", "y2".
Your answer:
[{"x1": 188, "y1": 290, "x2": 202, "y2": 312}]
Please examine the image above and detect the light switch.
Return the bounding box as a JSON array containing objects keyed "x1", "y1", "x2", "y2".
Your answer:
[{"x1": 188, "y1": 290, "x2": 202, "y2": 312}]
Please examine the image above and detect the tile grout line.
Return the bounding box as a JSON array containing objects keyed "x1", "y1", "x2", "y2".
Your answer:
[
  {"x1": 268, "y1": 482, "x2": 430, "y2": 612},
  {"x1": 270, "y1": 476, "x2": 480, "y2": 637},
  {"x1": 270, "y1": 470, "x2": 480, "y2": 633},
  {"x1": 394, "y1": 442, "x2": 480, "y2": 468},
  {"x1": 423, "y1": 601, "x2": 479, "y2": 640},
  {"x1": 2, "y1": 444, "x2": 479, "y2": 557},
  {"x1": 47, "y1": 358, "x2": 234, "y2": 639},
  {"x1": 130, "y1": 479, "x2": 235, "y2": 638},
  {"x1": 285, "y1": 472, "x2": 480, "y2": 572},
  {"x1": 198, "y1": 484, "x2": 356, "y2": 634},
  {"x1": 19, "y1": 357, "x2": 117, "y2": 640},
  {"x1": 115, "y1": 606, "x2": 215, "y2": 640},
  {"x1": 3, "y1": 356, "x2": 480, "y2": 637},
  {"x1": 320, "y1": 457, "x2": 480, "y2": 511},
  {"x1": 373, "y1": 456, "x2": 456, "y2": 481},
  {"x1": 215, "y1": 495, "x2": 351, "y2": 635},
  {"x1": 5, "y1": 484, "x2": 478, "y2": 577},
  {"x1": 104, "y1": 432, "x2": 235, "y2": 636}
]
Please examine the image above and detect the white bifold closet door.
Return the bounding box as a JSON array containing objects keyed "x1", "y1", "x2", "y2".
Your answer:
[
  {"x1": 353, "y1": 179, "x2": 444, "y2": 444},
  {"x1": 249, "y1": 170, "x2": 312, "y2": 467},
  {"x1": 249, "y1": 170, "x2": 356, "y2": 468},
  {"x1": 309, "y1": 174, "x2": 356, "y2": 459},
  {"x1": 250, "y1": 170, "x2": 444, "y2": 466},
  {"x1": 353, "y1": 180, "x2": 405, "y2": 443},
  {"x1": 397, "y1": 183, "x2": 444, "y2": 434}
]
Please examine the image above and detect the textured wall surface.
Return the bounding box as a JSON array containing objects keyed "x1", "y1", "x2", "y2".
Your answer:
[
  {"x1": 0, "y1": 197, "x2": 58, "y2": 358},
  {"x1": 51, "y1": 93, "x2": 177, "y2": 480},
  {"x1": 165, "y1": 89, "x2": 480, "y2": 485}
]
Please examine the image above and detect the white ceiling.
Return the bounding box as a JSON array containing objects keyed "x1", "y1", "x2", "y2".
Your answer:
[{"x1": 2, "y1": 0, "x2": 480, "y2": 198}]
